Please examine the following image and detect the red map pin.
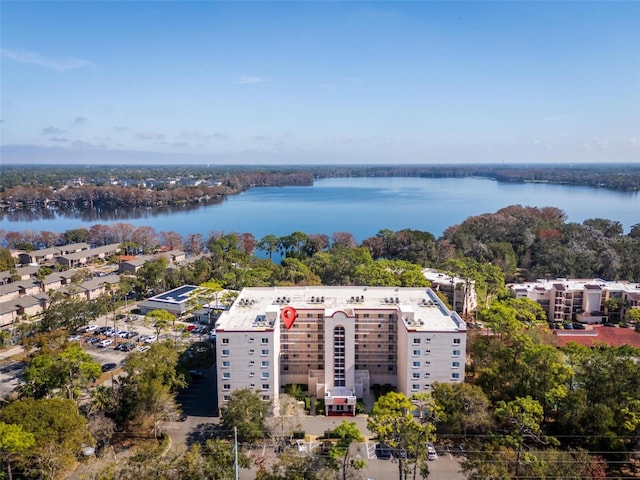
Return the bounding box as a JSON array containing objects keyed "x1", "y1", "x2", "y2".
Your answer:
[{"x1": 281, "y1": 306, "x2": 297, "y2": 329}]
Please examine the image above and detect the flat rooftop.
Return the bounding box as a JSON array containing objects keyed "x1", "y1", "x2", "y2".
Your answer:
[
  {"x1": 148, "y1": 285, "x2": 199, "y2": 304},
  {"x1": 216, "y1": 286, "x2": 465, "y2": 333}
]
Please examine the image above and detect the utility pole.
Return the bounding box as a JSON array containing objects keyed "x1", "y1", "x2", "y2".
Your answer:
[{"x1": 234, "y1": 426, "x2": 239, "y2": 480}]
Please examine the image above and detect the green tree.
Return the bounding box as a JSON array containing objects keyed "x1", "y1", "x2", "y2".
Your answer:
[
  {"x1": 257, "y1": 234, "x2": 280, "y2": 260},
  {"x1": 58, "y1": 342, "x2": 102, "y2": 400},
  {"x1": 327, "y1": 421, "x2": 365, "y2": 480},
  {"x1": 0, "y1": 248, "x2": 16, "y2": 272},
  {"x1": 494, "y1": 396, "x2": 548, "y2": 478},
  {"x1": 120, "y1": 341, "x2": 186, "y2": 435},
  {"x1": 144, "y1": 309, "x2": 174, "y2": 336},
  {"x1": 201, "y1": 438, "x2": 251, "y2": 480},
  {"x1": 0, "y1": 397, "x2": 92, "y2": 480},
  {"x1": 20, "y1": 342, "x2": 101, "y2": 400},
  {"x1": 368, "y1": 392, "x2": 435, "y2": 480},
  {"x1": 220, "y1": 388, "x2": 268, "y2": 443},
  {"x1": 188, "y1": 280, "x2": 224, "y2": 326},
  {"x1": 430, "y1": 382, "x2": 492, "y2": 435},
  {"x1": 135, "y1": 257, "x2": 168, "y2": 296},
  {"x1": 0, "y1": 422, "x2": 35, "y2": 480}
]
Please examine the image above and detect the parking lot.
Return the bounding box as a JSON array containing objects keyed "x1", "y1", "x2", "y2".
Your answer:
[{"x1": 0, "y1": 313, "x2": 213, "y2": 397}]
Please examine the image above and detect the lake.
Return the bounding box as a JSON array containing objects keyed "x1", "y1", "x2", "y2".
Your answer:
[{"x1": 1, "y1": 177, "x2": 638, "y2": 240}]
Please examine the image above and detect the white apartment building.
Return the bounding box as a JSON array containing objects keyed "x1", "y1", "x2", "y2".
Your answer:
[
  {"x1": 508, "y1": 278, "x2": 640, "y2": 324},
  {"x1": 215, "y1": 286, "x2": 467, "y2": 415}
]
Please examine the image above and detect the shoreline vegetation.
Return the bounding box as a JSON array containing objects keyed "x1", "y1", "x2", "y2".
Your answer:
[{"x1": 1, "y1": 164, "x2": 639, "y2": 218}]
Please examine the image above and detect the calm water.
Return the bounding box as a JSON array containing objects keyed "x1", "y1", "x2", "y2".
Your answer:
[{"x1": 1, "y1": 177, "x2": 638, "y2": 240}]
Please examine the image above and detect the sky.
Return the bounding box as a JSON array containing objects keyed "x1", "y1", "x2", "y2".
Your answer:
[{"x1": 1, "y1": 1, "x2": 639, "y2": 165}]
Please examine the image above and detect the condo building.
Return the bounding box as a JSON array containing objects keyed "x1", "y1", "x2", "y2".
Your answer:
[
  {"x1": 508, "y1": 278, "x2": 640, "y2": 324},
  {"x1": 215, "y1": 286, "x2": 467, "y2": 415}
]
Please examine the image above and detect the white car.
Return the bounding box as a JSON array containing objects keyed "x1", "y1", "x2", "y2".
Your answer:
[
  {"x1": 426, "y1": 443, "x2": 438, "y2": 461},
  {"x1": 137, "y1": 346, "x2": 150, "y2": 353},
  {"x1": 85, "y1": 325, "x2": 99, "y2": 332},
  {"x1": 67, "y1": 335, "x2": 82, "y2": 342},
  {"x1": 117, "y1": 330, "x2": 128, "y2": 338},
  {"x1": 143, "y1": 335, "x2": 158, "y2": 344},
  {"x1": 99, "y1": 339, "x2": 113, "y2": 348}
]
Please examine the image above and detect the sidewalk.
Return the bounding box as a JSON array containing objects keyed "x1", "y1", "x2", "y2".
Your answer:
[{"x1": 0, "y1": 345, "x2": 25, "y2": 361}]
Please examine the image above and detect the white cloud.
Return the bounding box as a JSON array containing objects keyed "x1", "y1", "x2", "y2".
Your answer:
[
  {"x1": 238, "y1": 75, "x2": 264, "y2": 84},
  {"x1": 1, "y1": 47, "x2": 95, "y2": 72},
  {"x1": 72, "y1": 116, "x2": 88, "y2": 126}
]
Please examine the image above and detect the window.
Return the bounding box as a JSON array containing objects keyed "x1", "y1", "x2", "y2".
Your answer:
[
  {"x1": 222, "y1": 372, "x2": 230, "y2": 379},
  {"x1": 249, "y1": 360, "x2": 255, "y2": 366},
  {"x1": 249, "y1": 348, "x2": 255, "y2": 355},
  {"x1": 262, "y1": 395, "x2": 270, "y2": 401},
  {"x1": 222, "y1": 338, "x2": 229, "y2": 344},
  {"x1": 424, "y1": 372, "x2": 430, "y2": 378},
  {"x1": 412, "y1": 361, "x2": 420, "y2": 368},
  {"x1": 223, "y1": 384, "x2": 230, "y2": 390},
  {"x1": 424, "y1": 360, "x2": 431, "y2": 366},
  {"x1": 261, "y1": 372, "x2": 269, "y2": 379},
  {"x1": 452, "y1": 361, "x2": 460, "y2": 368},
  {"x1": 451, "y1": 373, "x2": 460, "y2": 380},
  {"x1": 453, "y1": 338, "x2": 461, "y2": 345},
  {"x1": 261, "y1": 361, "x2": 269, "y2": 367},
  {"x1": 249, "y1": 337, "x2": 254, "y2": 343},
  {"x1": 412, "y1": 349, "x2": 420, "y2": 356},
  {"x1": 249, "y1": 383, "x2": 255, "y2": 388},
  {"x1": 334, "y1": 326, "x2": 346, "y2": 387},
  {"x1": 424, "y1": 384, "x2": 430, "y2": 390},
  {"x1": 222, "y1": 361, "x2": 230, "y2": 368},
  {"x1": 412, "y1": 384, "x2": 420, "y2": 391},
  {"x1": 412, "y1": 372, "x2": 420, "y2": 379},
  {"x1": 424, "y1": 349, "x2": 431, "y2": 355},
  {"x1": 452, "y1": 350, "x2": 461, "y2": 357},
  {"x1": 249, "y1": 372, "x2": 255, "y2": 377},
  {"x1": 223, "y1": 395, "x2": 230, "y2": 401},
  {"x1": 221, "y1": 349, "x2": 229, "y2": 357},
  {"x1": 413, "y1": 338, "x2": 421, "y2": 345},
  {"x1": 261, "y1": 338, "x2": 269, "y2": 344},
  {"x1": 262, "y1": 383, "x2": 269, "y2": 390},
  {"x1": 425, "y1": 337, "x2": 431, "y2": 343},
  {"x1": 261, "y1": 349, "x2": 269, "y2": 356}
]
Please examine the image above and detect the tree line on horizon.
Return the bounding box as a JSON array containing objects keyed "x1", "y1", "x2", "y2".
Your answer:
[{"x1": 2, "y1": 204, "x2": 640, "y2": 285}]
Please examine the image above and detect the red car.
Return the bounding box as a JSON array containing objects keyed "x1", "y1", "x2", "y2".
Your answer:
[{"x1": 186, "y1": 325, "x2": 196, "y2": 332}]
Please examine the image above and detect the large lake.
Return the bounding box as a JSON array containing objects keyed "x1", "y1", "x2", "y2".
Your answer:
[{"x1": 1, "y1": 177, "x2": 638, "y2": 240}]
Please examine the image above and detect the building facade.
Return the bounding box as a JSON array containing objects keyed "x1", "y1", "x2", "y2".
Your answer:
[
  {"x1": 215, "y1": 286, "x2": 467, "y2": 415},
  {"x1": 508, "y1": 278, "x2": 640, "y2": 324}
]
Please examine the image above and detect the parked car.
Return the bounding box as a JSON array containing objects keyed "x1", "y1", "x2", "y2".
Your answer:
[
  {"x1": 115, "y1": 343, "x2": 133, "y2": 352},
  {"x1": 138, "y1": 346, "x2": 150, "y2": 353},
  {"x1": 99, "y1": 339, "x2": 113, "y2": 348},
  {"x1": 67, "y1": 335, "x2": 82, "y2": 342},
  {"x1": 101, "y1": 363, "x2": 117, "y2": 372},
  {"x1": 189, "y1": 369, "x2": 205, "y2": 379},
  {"x1": 86, "y1": 337, "x2": 100, "y2": 345},
  {"x1": 375, "y1": 443, "x2": 392, "y2": 460},
  {"x1": 116, "y1": 330, "x2": 128, "y2": 338},
  {"x1": 572, "y1": 323, "x2": 586, "y2": 330},
  {"x1": 85, "y1": 325, "x2": 99, "y2": 333},
  {"x1": 143, "y1": 335, "x2": 158, "y2": 344},
  {"x1": 125, "y1": 331, "x2": 139, "y2": 339}
]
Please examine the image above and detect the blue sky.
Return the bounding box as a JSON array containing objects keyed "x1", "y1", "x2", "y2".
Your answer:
[{"x1": 1, "y1": 1, "x2": 639, "y2": 165}]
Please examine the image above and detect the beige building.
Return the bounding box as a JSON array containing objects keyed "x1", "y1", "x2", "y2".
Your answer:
[
  {"x1": 508, "y1": 278, "x2": 640, "y2": 324},
  {"x1": 215, "y1": 286, "x2": 467, "y2": 415}
]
